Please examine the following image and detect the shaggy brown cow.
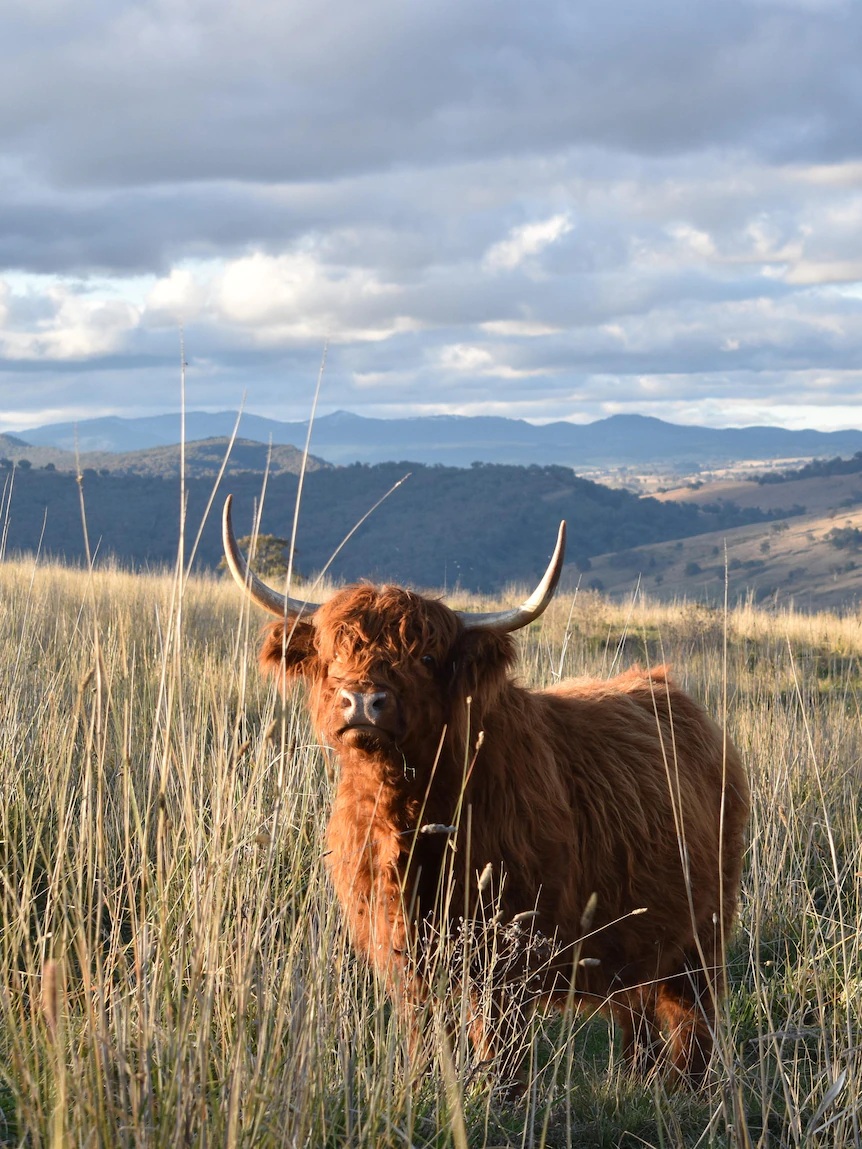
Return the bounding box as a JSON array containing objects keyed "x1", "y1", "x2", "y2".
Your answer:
[{"x1": 223, "y1": 496, "x2": 748, "y2": 1085}]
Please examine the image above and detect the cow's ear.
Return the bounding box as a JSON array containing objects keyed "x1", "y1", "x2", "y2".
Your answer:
[
  {"x1": 449, "y1": 628, "x2": 516, "y2": 707},
  {"x1": 260, "y1": 619, "x2": 319, "y2": 683}
]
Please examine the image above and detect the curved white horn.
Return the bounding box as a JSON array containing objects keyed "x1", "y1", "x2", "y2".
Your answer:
[
  {"x1": 222, "y1": 495, "x2": 321, "y2": 618},
  {"x1": 455, "y1": 521, "x2": 566, "y2": 632}
]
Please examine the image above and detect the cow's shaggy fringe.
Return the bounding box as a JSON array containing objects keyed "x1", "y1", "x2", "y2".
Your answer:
[{"x1": 0, "y1": 559, "x2": 861, "y2": 1145}]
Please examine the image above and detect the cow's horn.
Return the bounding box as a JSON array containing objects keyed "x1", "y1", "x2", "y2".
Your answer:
[
  {"x1": 222, "y1": 495, "x2": 321, "y2": 618},
  {"x1": 456, "y1": 521, "x2": 566, "y2": 633}
]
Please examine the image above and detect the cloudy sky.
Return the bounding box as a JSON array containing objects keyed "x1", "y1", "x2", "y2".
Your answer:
[{"x1": 2, "y1": 0, "x2": 862, "y2": 432}]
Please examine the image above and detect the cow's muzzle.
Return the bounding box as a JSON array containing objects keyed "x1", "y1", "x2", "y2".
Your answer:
[{"x1": 337, "y1": 688, "x2": 401, "y2": 745}]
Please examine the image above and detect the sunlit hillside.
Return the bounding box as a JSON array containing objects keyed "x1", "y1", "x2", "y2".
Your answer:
[{"x1": 582, "y1": 466, "x2": 862, "y2": 610}]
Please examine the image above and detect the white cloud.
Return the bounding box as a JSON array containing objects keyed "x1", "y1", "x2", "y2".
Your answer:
[
  {"x1": 483, "y1": 214, "x2": 573, "y2": 273},
  {"x1": 438, "y1": 344, "x2": 495, "y2": 373},
  {"x1": 145, "y1": 268, "x2": 208, "y2": 325},
  {"x1": 210, "y1": 251, "x2": 405, "y2": 344},
  {"x1": 437, "y1": 341, "x2": 553, "y2": 380},
  {"x1": 783, "y1": 260, "x2": 862, "y2": 285},
  {"x1": 666, "y1": 223, "x2": 716, "y2": 260},
  {"x1": 0, "y1": 279, "x2": 139, "y2": 360},
  {"x1": 480, "y1": 319, "x2": 561, "y2": 336}
]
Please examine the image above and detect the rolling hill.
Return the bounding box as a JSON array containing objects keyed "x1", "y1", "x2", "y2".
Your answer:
[
  {"x1": 0, "y1": 436, "x2": 328, "y2": 478},
  {"x1": 0, "y1": 460, "x2": 793, "y2": 592}
]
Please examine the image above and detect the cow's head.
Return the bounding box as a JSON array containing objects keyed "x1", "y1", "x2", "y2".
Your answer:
[{"x1": 222, "y1": 497, "x2": 565, "y2": 768}]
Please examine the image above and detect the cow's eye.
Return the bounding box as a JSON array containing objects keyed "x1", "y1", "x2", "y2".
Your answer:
[{"x1": 420, "y1": 655, "x2": 437, "y2": 671}]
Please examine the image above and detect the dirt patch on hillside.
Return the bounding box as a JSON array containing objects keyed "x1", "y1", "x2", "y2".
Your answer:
[{"x1": 651, "y1": 472, "x2": 862, "y2": 516}]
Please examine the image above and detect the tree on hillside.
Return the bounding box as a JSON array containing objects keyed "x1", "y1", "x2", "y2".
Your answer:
[
  {"x1": 218, "y1": 534, "x2": 303, "y2": 583},
  {"x1": 826, "y1": 527, "x2": 862, "y2": 551}
]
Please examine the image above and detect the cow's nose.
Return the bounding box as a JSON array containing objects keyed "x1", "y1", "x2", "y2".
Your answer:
[{"x1": 339, "y1": 688, "x2": 391, "y2": 726}]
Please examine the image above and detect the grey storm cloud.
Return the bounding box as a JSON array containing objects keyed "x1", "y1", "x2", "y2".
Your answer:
[
  {"x1": 3, "y1": 0, "x2": 862, "y2": 188},
  {"x1": 1, "y1": 0, "x2": 862, "y2": 429}
]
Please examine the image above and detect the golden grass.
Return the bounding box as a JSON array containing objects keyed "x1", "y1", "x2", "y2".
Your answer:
[{"x1": 0, "y1": 557, "x2": 860, "y2": 1146}]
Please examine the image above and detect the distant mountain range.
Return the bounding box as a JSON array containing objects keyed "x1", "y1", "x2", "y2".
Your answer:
[{"x1": 14, "y1": 410, "x2": 862, "y2": 469}]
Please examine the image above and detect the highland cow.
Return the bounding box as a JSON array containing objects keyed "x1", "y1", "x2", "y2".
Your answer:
[{"x1": 223, "y1": 495, "x2": 748, "y2": 1085}]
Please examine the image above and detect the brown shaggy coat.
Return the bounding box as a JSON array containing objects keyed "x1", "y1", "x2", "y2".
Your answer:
[{"x1": 262, "y1": 584, "x2": 749, "y2": 1082}]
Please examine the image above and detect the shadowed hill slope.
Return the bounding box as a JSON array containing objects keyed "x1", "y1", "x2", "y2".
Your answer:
[{"x1": 0, "y1": 460, "x2": 797, "y2": 591}]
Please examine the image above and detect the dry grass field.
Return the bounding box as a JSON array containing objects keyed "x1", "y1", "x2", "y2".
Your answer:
[{"x1": 0, "y1": 557, "x2": 861, "y2": 1146}]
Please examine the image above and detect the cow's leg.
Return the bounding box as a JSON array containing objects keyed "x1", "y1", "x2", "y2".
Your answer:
[
  {"x1": 373, "y1": 917, "x2": 438, "y2": 1083},
  {"x1": 466, "y1": 984, "x2": 532, "y2": 1098},
  {"x1": 612, "y1": 993, "x2": 663, "y2": 1078},
  {"x1": 654, "y1": 966, "x2": 716, "y2": 1086},
  {"x1": 392, "y1": 970, "x2": 446, "y2": 1086}
]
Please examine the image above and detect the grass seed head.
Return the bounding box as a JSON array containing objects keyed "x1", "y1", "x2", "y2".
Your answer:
[
  {"x1": 41, "y1": 959, "x2": 60, "y2": 1034},
  {"x1": 580, "y1": 891, "x2": 598, "y2": 932},
  {"x1": 477, "y1": 862, "x2": 494, "y2": 893}
]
